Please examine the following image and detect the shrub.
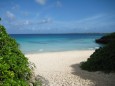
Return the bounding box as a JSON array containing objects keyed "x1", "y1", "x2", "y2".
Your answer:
[
  {"x1": 0, "y1": 25, "x2": 32, "y2": 85},
  {"x1": 95, "y1": 32, "x2": 115, "y2": 44},
  {"x1": 80, "y1": 33, "x2": 115, "y2": 73}
]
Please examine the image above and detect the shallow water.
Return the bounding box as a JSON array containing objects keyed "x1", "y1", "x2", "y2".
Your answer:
[{"x1": 10, "y1": 34, "x2": 105, "y2": 54}]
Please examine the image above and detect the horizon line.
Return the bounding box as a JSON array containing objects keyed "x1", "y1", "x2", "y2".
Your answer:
[{"x1": 9, "y1": 32, "x2": 110, "y2": 35}]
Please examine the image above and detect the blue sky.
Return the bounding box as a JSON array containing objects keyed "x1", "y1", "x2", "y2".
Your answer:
[{"x1": 0, "y1": 0, "x2": 115, "y2": 34}]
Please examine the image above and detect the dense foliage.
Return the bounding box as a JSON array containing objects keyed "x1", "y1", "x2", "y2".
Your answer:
[
  {"x1": 0, "y1": 25, "x2": 32, "y2": 85},
  {"x1": 96, "y1": 32, "x2": 115, "y2": 44},
  {"x1": 80, "y1": 32, "x2": 115, "y2": 73}
]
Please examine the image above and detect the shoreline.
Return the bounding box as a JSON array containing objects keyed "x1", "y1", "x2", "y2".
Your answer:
[
  {"x1": 25, "y1": 49, "x2": 96, "y2": 55},
  {"x1": 26, "y1": 50, "x2": 115, "y2": 86}
]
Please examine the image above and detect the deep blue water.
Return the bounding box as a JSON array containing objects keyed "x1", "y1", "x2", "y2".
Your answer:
[{"x1": 10, "y1": 34, "x2": 105, "y2": 54}]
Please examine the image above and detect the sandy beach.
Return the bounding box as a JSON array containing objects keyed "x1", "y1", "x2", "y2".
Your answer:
[{"x1": 26, "y1": 50, "x2": 115, "y2": 86}]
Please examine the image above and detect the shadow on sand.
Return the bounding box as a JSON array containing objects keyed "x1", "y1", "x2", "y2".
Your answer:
[{"x1": 71, "y1": 63, "x2": 115, "y2": 86}]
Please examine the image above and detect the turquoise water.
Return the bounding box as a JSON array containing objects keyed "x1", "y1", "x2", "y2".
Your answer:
[{"x1": 10, "y1": 34, "x2": 105, "y2": 54}]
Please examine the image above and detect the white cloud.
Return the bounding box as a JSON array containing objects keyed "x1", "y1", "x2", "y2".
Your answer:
[
  {"x1": 4, "y1": 12, "x2": 115, "y2": 33},
  {"x1": 76, "y1": 14, "x2": 105, "y2": 23},
  {"x1": 40, "y1": 18, "x2": 52, "y2": 24},
  {"x1": 48, "y1": 14, "x2": 115, "y2": 32},
  {"x1": 12, "y1": 4, "x2": 20, "y2": 10},
  {"x1": 35, "y1": 0, "x2": 46, "y2": 5},
  {"x1": 56, "y1": 1, "x2": 62, "y2": 7},
  {"x1": 6, "y1": 11, "x2": 15, "y2": 19},
  {"x1": 6, "y1": 11, "x2": 15, "y2": 20},
  {"x1": 6, "y1": 17, "x2": 52, "y2": 28},
  {"x1": 24, "y1": 20, "x2": 30, "y2": 25}
]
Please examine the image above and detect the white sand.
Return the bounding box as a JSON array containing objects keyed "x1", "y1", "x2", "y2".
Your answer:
[{"x1": 26, "y1": 50, "x2": 115, "y2": 86}]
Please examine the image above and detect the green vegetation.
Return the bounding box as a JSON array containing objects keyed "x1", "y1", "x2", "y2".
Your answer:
[
  {"x1": 0, "y1": 23, "x2": 32, "y2": 85},
  {"x1": 80, "y1": 32, "x2": 115, "y2": 73},
  {"x1": 96, "y1": 32, "x2": 115, "y2": 44}
]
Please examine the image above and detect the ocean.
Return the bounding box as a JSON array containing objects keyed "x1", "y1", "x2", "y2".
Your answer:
[{"x1": 10, "y1": 34, "x2": 105, "y2": 54}]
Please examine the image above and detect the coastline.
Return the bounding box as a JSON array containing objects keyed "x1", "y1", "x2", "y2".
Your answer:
[
  {"x1": 24, "y1": 49, "x2": 95, "y2": 54},
  {"x1": 26, "y1": 50, "x2": 115, "y2": 86}
]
